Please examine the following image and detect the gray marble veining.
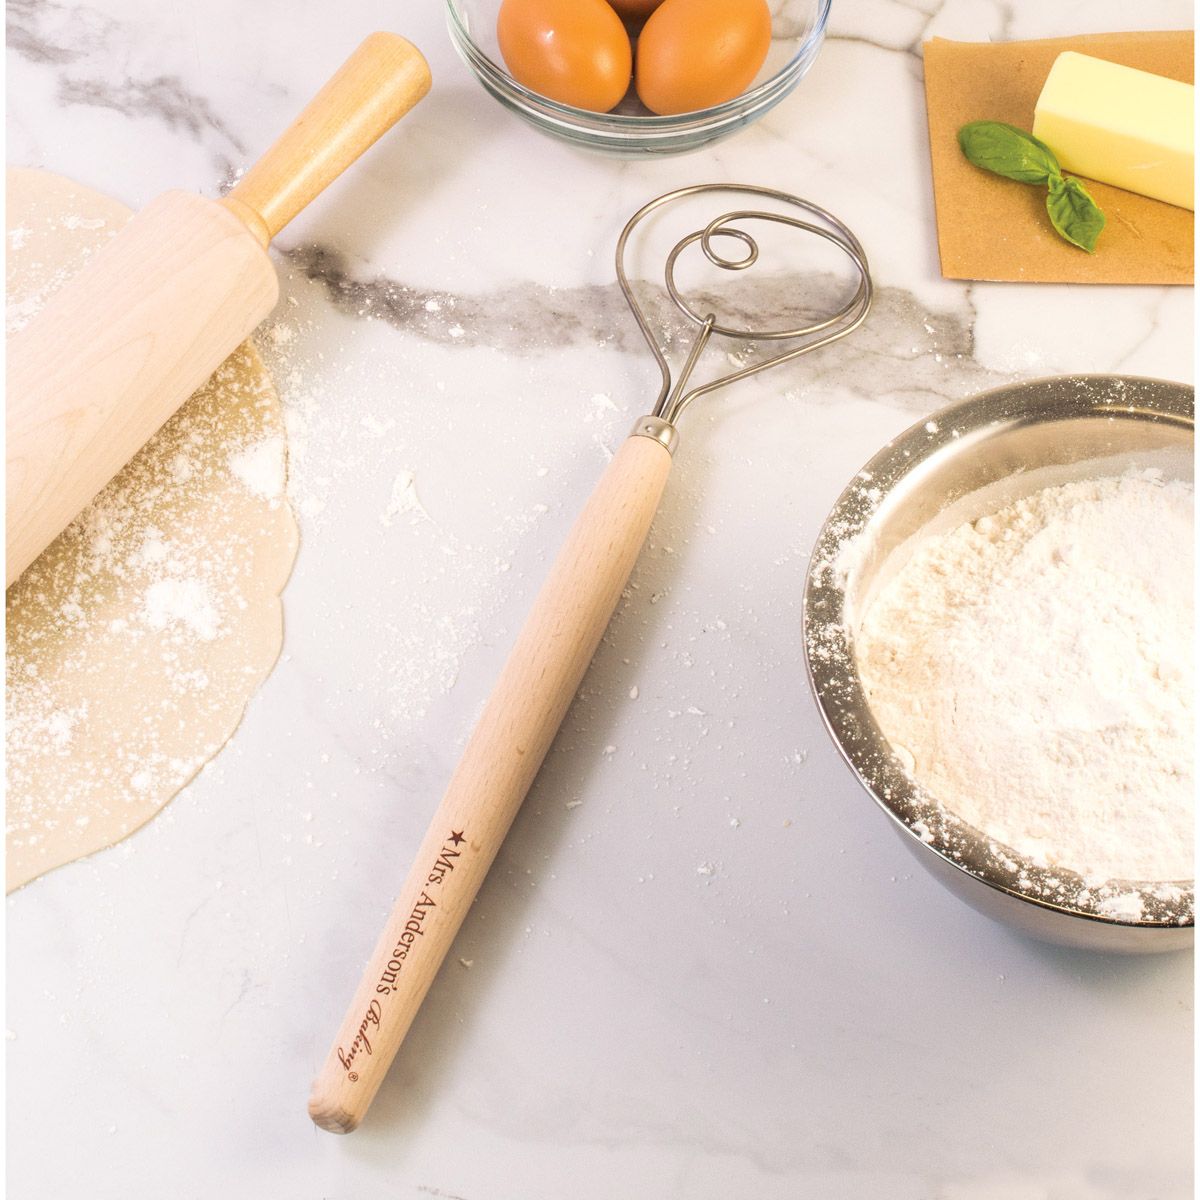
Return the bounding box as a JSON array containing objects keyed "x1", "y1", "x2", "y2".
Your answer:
[{"x1": 286, "y1": 241, "x2": 1000, "y2": 409}]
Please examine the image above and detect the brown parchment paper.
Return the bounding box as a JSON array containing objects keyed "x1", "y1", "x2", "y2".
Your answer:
[{"x1": 924, "y1": 31, "x2": 1194, "y2": 284}]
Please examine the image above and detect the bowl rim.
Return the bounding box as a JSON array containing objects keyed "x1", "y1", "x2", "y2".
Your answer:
[
  {"x1": 802, "y1": 373, "x2": 1195, "y2": 932},
  {"x1": 445, "y1": 0, "x2": 832, "y2": 129}
]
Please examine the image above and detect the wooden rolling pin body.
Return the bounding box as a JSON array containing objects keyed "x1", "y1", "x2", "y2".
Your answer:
[
  {"x1": 5, "y1": 32, "x2": 431, "y2": 587},
  {"x1": 6, "y1": 196, "x2": 276, "y2": 586}
]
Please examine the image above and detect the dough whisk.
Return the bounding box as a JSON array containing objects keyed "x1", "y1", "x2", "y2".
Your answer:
[{"x1": 310, "y1": 183, "x2": 872, "y2": 1133}]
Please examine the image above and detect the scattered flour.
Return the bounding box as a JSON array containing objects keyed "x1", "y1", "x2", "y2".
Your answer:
[
  {"x1": 856, "y1": 469, "x2": 1194, "y2": 884},
  {"x1": 228, "y1": 435, "x2": 286, "y2": 501},
  {"x1": 381, "y1": 470, "x2": 430, "y2": 526},
  {"x1": 60, "y1": 214, "x2": 107, "y2": 231},
  {"x1": 140, "y1": 578, "x2": 222, "y2": 642}
]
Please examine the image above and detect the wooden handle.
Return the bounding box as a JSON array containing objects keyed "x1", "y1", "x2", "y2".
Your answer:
[
  {"x1": 308, "y1": 430, "x2": 674, "y2": 1133},
  {"x1": 220, "y1": 32, "x2": 431, "y2": 245}
]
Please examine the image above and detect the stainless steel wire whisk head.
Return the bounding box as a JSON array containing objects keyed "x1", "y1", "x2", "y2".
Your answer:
[{"x1": 615, "y1": 183, "x2": 873, "y2": 427}]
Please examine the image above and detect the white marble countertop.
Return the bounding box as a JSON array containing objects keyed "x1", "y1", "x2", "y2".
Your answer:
[{"x1": 7, "y1": 2, "x2": 1194, "y2": 1197}]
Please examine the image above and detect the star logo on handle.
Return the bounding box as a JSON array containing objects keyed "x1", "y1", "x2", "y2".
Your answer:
[{"x1": 449, "y1": 830, "x2": 465, "y2": 846}]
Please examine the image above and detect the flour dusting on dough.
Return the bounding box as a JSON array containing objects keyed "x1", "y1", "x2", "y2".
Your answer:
[
  {"x1": 4, "y1": 168, "x2": 298, "y2": 891},
  {"x1": 229, "y1": 436, "x2": 287, "y2": 501}
]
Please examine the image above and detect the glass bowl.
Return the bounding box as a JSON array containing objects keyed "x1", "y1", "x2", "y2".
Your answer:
[
  {"x1": 445, "y1": 0, "x2": 831, "y2": 155},
  {"x1": 804, "y1": 376, "x2": 1195, "y2": 954}
]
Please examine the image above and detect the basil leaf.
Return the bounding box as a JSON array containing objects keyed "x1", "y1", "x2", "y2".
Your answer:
[
  {"x1": 958, "y1": 120, "x2": 1061, "y2": 185},
  {"x1": 1045, "y1": 175, "x2": 1106, "y2": 253},
  {"x1": 958, "y1": 118, "x2": 1108, "y2": 252}
]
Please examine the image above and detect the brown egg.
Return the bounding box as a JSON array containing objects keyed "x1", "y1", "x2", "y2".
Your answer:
[
  {"x1": 607, "y1": 0, "x2": 666, "y2": 19},
  {"x1": 635, "y1": 0, "x2": 772, "y2": 116},
  {"x1": 497, "y1": 0, "x2": 633, "y2": 113}
]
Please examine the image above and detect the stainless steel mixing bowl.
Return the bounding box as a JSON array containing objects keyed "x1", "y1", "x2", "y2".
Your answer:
[{"x1": 804, "y1": 375, "x2": 1194, "y2": 953}]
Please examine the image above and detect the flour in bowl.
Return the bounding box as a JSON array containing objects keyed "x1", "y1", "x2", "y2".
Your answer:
[{"x1": 855, "y1": 469, "x2": 1193, "y2": 884}]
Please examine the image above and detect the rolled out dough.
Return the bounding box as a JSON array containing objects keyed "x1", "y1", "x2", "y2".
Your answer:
[{"x1": 5, "y1": 167, "x2": 299, "y2": 891}]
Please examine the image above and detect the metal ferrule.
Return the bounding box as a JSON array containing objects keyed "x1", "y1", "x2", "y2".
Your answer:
[{"x1": 629, "y1": 416, "x2": 679, "y2": 456}]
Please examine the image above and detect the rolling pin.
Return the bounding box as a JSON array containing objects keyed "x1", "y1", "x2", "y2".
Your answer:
[{"x1": 5, "y1": 32, "x2": 431, "y2": 587}]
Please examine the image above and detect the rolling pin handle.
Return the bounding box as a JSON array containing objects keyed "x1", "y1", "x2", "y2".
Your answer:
[{"x1": 220, "y1": 32, "x2": 431, "y2": 244}]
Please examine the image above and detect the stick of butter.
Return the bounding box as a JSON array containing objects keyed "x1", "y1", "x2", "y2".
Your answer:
[{"x1": 1032, "y1": 51, "x2": 1194, "y2": 211}]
